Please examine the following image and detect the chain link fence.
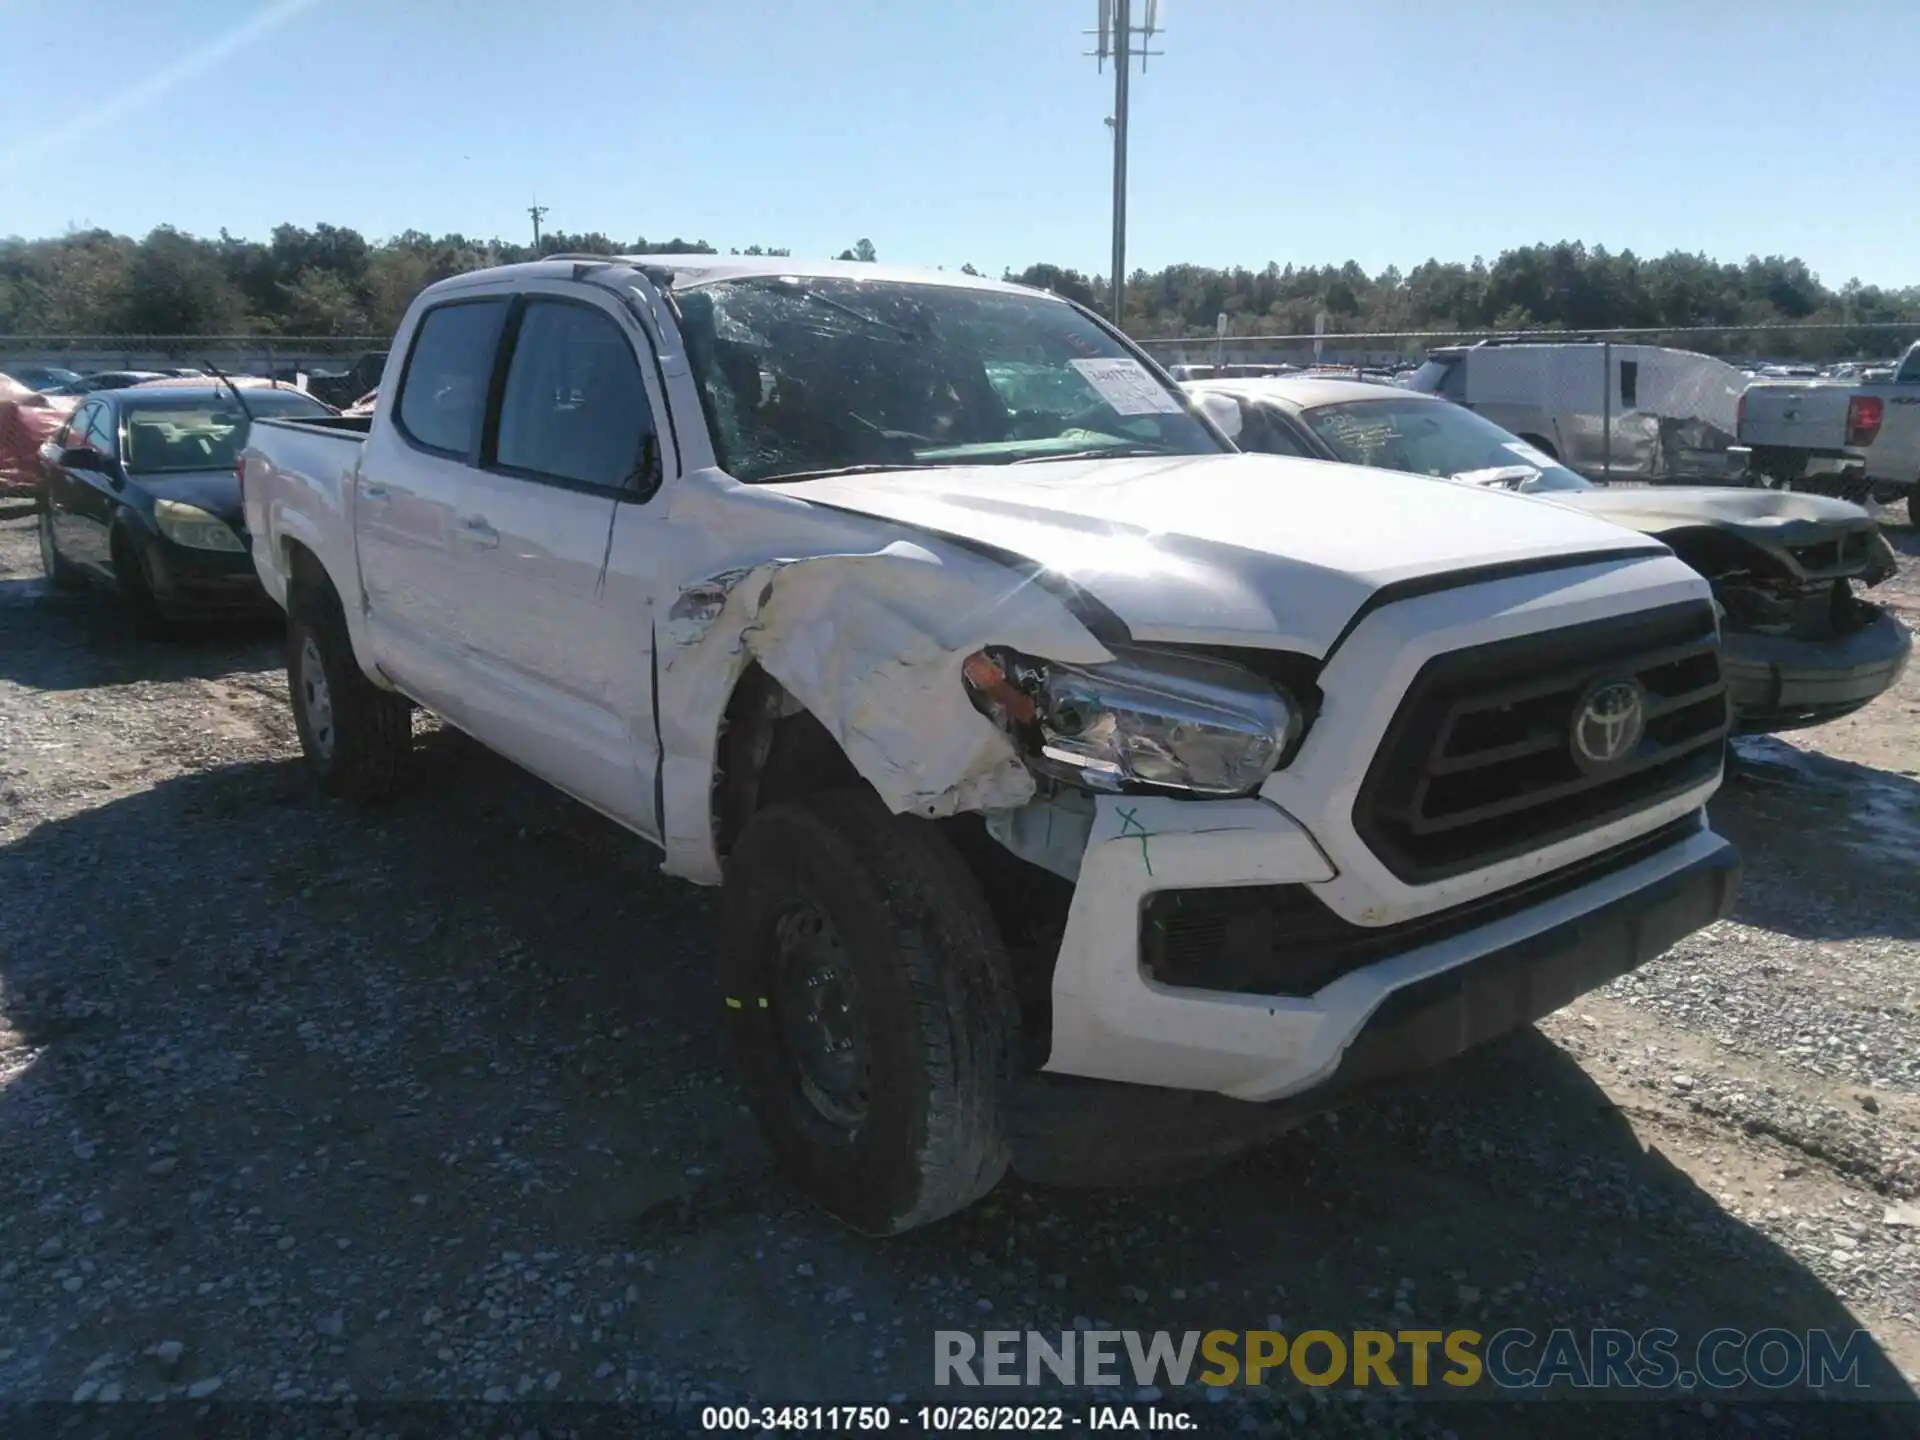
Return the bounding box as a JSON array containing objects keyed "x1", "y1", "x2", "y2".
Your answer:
[
  {"x1": 0, "y1": 335, "x2": 387, "y2": 387},
  {"x1": 1130, "y1": 320, "x2": 1920, "y2": 373}
]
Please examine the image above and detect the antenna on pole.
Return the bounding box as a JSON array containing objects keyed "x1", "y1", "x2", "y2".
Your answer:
[
  {"x1": 1086, "y1": 1, "x2": 1163, "y2": 329},
  {"x1": 529, "y1": 197, "x2": 549, "y2": 253}
]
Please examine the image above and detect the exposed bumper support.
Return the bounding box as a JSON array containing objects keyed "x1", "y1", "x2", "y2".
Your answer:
[{"x1": 1722, "y1": 611, "x2": 1912, "y2": 733}]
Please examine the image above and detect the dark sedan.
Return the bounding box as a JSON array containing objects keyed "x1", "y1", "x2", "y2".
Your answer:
[
  {"x1": 41, "y1": 370, "x2": 171, "y2": 396},
  {"x1": 1188, "y1": 376, "x2": 1913, "y2": 735},
  {"x1": 2, "y1": 363, "x2": 83, "y2": 392},
  {"x1": 35, "y1": 384, "x2": 333, "y2": 633}
]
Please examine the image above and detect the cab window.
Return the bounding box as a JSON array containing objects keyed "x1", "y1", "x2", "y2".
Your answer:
[
  {"x1": 491, "y1": 300, "x2": 657, "y2": 491},
  {"x1": 394, "y1": 298, "x2": 510, "y2": 457}
]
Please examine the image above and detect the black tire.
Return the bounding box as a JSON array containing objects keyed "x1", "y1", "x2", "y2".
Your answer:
[
  {"x1": 36, "y1": 501, "x2": 83, "y2": 591},
  {"x1": 1908, "y1": 493, "x2": 1920, "y2": 529},
  {"x1": 110, "y1": 527, "x2": 172, "y2": 639},
  {"x1": 286, "y1": 582, "x2": 414, "y2": 802},
  {"x1": 720, "y1": 788, "x2": 1017, "y2": 1235}
]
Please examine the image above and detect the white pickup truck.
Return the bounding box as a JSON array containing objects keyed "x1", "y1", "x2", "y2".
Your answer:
[
  {"x1": 241, "y1": 255, "x2": 1740, "y2": 1234},
  {"x1": 1738, "y1": 340, "x2": 1920, "y2": 521}
]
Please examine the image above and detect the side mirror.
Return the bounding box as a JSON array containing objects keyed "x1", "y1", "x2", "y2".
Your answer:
[
  {"x1": 629, "y1": 430, "x2": 664, "y2": 499},
  {"x1": 1193, "y1": 390, "x2": 1244, "y2": 441},
  {"x1": 58, "y1": 444, "x2": 104, "y2": 470}
]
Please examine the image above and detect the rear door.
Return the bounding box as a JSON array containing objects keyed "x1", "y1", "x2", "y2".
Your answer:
[
  {"x1": 40, "y1": 402, "x2": 97, "y2": 568},
  {"x1": 444, "y1": 290, "x2": 668, "y2": 835},
  {"x1": 355, "y1": 295, "x2": 510, "y2": 708}
]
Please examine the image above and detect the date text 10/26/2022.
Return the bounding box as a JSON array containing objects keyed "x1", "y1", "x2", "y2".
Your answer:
[{"x1": 700, "y1": 1405, "x2": 1193, "y2": 1431}]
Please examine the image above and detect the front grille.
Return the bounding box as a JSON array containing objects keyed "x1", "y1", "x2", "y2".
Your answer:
[
  {"x1": 1354, "y1": 601, "x2": 1727, "y2": 883},
  {"x1": 1141, "y1": 814, "x2": 1701, "y2": 997}
]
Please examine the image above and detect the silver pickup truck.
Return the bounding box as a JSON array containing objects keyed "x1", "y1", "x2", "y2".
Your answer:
[{"x1": 1738, "y1": 341, "x2": 1920, "y2": 522}]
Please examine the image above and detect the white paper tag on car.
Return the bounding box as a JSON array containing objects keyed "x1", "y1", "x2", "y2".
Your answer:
[
  {"x1": 1069, "y1": 358, "x2": 1185, "y2": 415},
  {"x1": 1504, "y1": 440, "x2": 1556, "y2": 469}
]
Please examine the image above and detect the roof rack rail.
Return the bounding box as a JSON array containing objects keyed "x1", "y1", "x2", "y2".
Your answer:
[{"x1": 533, "y1": 253, "x2": 677, "y2": 290}]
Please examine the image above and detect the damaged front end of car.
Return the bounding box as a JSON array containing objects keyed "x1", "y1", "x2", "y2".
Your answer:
[{"x1": 1647, "y1": 510, "x2": 1911, "y2": 734}]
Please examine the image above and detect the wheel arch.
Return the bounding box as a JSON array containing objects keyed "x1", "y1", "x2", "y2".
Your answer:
[
  {"x1": 281, "y1": 535, "x2": 334, "y2": 602},
  {"x1": 280, "y1": 534, "x2": 391, "y2": 692},
  {"x1": 711, "y1": 661, "x2": 863, "y2": 863}
]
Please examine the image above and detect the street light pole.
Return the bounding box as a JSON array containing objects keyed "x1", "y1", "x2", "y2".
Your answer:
[
  {"x1": 1089, "y1": 1, "x2": 1159, "y2": 330},
  {"x1": 1109, "y1": 0, "x2": 1129, "y2": 328}
]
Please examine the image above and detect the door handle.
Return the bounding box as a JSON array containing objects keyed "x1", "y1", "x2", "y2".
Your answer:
[
  {"x1": 455, "y1": 515, "x2": 499, "y2": 549},
  {"x1": 362, "y1": 482, "x2": 390, "y2": 501}
]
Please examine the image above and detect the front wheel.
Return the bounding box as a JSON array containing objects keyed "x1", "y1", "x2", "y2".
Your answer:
[
  {"x1": 720, "y1": 789, "x2": 1017, "y2": 1235},
  {"x1": 36, "y1": 502, "x2": 82, "y2": 591},
  {"x1": 1908, "y1": 493, "x2": 1920, "y2": 530},
  {"x1": 286, "y1": 586, "x2": 414, "y2": 802},
  {"x1": 110, "y1": 527, "x2": 171, "y2": 639}
]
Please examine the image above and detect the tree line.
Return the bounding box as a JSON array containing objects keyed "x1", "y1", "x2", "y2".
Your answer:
[{"x1": 3, "y1": 224, "x2": 1915, "y2": 358}]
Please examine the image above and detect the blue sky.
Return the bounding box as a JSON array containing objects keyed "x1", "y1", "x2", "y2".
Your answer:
[{"x1": 2, "y1": 0, "x2": 1916, "y2": 286}]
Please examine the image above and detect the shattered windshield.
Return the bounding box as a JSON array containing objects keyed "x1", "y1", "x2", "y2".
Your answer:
[
  {"x1": 1301, "y1": 397, "x2": 1593, "y2": 493},
  {"x1": 674, "y1": 277, "x2": 1227, "y2": 482}
]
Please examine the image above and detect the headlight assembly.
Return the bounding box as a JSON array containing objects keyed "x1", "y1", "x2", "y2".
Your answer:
[
  {"x1": 154, "y1": 499, "x2": 245, "y2": 553},
  {"x1": 963, "y1": 644, "x2": 1305, "y2": 797}
]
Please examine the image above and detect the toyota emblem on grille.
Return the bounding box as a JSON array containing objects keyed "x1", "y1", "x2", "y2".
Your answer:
[{"x1": 1571, "y1": 679, "x2": 1646, "y2": 770}]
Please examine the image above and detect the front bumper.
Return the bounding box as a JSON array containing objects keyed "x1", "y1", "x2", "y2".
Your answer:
[
  {"x1": 1011, "y1": 814, "x2": 1739, "y2": 1184},
  {"x1": 141, "y1": 530, "x2": 275, "y2": 618},
  {"x1": 1041, "y1": 794, "x2": 1735, "y2": 1099},
  {"x1": 1722, "y1": 610, "x2": 1913, "y2": 733}
]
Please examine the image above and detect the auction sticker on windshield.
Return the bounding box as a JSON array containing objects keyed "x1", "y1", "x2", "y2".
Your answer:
[{"x1": 1069, "y1": 358, "x2": 1185, "y2": 415}]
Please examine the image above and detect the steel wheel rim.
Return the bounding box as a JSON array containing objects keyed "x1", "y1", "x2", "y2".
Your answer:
[
  {"x1": 770, "y1": 901, "x2": 871, "y2": 1132},
  {"x1": 298, "y1": 634, "x2": 336, "y2": 760}
]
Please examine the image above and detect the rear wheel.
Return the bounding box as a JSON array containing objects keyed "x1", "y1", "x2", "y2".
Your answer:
[
  {"x1": 286, "y1": 583, "x2": 414, "y2": 801},
  {"x1": 720, "y1": 788, "x2": 1017, "y2": 1235},
  {"x1": 36, "y1": 502, "x2": 82, "y2": 591}
]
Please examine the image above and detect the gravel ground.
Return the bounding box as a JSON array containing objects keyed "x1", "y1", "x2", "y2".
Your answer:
[{"x1": 3, "y1": 509, "x2": 1920, "y2": 1438}]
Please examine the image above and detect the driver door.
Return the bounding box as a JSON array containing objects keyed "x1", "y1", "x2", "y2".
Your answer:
[{"x1": 45, "y1": 400, "x2": 119, "y2": 575}]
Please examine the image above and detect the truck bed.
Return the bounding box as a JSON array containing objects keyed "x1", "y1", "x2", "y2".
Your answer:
[{"x1": 241, "y1": 413, "x2": 373, "y2": 613}]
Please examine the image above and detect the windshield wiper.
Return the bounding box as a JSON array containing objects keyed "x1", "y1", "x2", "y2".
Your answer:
[
  {"x1": 760, "y1": 461, "x2": 957, "y2": 483},
  {"x1": 1451, "y1": 464, "x2": 1541, "y2": 490},
  {"x1": 1008, "y1": 445, "x2": 1180, "y2": 464}
]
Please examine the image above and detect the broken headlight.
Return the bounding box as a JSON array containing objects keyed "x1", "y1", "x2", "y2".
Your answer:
[{"x1": 962, "y1": 645, "x2": 1302, "y2": 797}]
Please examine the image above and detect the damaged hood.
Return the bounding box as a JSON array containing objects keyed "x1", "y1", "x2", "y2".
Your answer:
[
  {"x1": 1547, "y1": 485, "x2": 1894, "y2": 582},
  {"x1": 1548, "y1": 484, "x2": 1874, "y2": 539},
  {"x1": 769, "y1": 452, "x2": 1667, "y2": 655}
]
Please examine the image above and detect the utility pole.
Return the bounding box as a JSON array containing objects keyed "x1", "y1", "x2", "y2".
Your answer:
[
  {"x1": 1089, "y1": 0, "x2": 1160, "y2": 330},
  {"x1": 528, "y1": 199, "x2": 549, "y2": 253}
]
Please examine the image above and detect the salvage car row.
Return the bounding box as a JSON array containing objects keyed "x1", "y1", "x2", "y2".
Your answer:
[{"x1": 17, "y1": 257, "x2": 1916, "y2": 1236}]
